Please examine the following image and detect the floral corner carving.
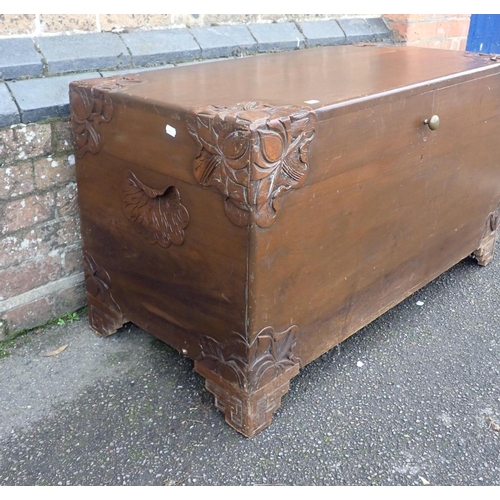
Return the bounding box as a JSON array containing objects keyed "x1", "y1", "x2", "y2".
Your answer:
[
  {"x1": 197, "y1": 325, "x2": 301, "y2": 393},
  {"x1": 122, "y1": 170, "x2": 189, "y2": 248},
  {"x1": 474, "y1": 204, "x2": 500, "y2": 266},
  {"x1": 70, "y1": 74, "x2": 143, "y2": 159},
  {"x1": 187, "y1": 102, "x2": 317, "y2": 228},
  {"x1": 83, "y1": 252, "x2": 124, "y2": 335}
]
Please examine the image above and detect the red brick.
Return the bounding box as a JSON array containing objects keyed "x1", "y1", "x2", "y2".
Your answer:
[
  {"x1": 51, "y1": 120, "x2": 73, "y2": 153},
  {"x1": 1, "y1": 281, "x2": 86, "y2": 337},
  {"x1": 406, "y1": 21, "x2": 439, "y2": 41},
  {"x1": 55, "y1": 183, "x2": 79, "y2": 217},
  {"x1": 63, "y1": 247, "x2": 83, "y2": 275},
  {"x1": 40, "y1": 14, "x2": 97, "y2": 33},
  {"x1": 0, "y1": 229, "x2": 39, "y2": 269},
  {"x1": 204, "y1": 14, "x2": 260, "y2": 24},
  {"x1": 1, "y1": 296, "x2": 53, "y2": 334},
  {"x1": 410, "y1": 38, "x2": 455, "y2": 50},
  {"x1": 0, "y1": 14, "x2": 35, "y2": 36},
  {"x1": 0, "y1": 128, "x2": 16, "y2": 165},
  {"x1": 447, "y1": 19, "x2": 470, "y2": 38},
  {"x1": 386, "y1": 21, "x2": 409, "y2": 40},
  {"x1": 388, "y1": 14, "x2": 433, "y2": 22},
  {"x1": 383, "y1": 14, "x2": 410, "y2": 22},
  {"x1": 450, "y1": 38, "x2": 463, "y2": 51},
  {"x1": 50, "y1": 281, "x2": 86, "y2": 319},
  {"x1": 34, "y1": 154, "x2": 76, "y2": 190},
  {"x1": 56, "y1": 217, "x2": 81, "y2": 246},
  {"x1": 99, "y1": 14, "x2": 172, "y2": 30},
  {"x1": 1, "y1": 192, "x2": 54, "y2": 234},
  {"x1": 0, "y1": 255, "x2": 62, "y2": 300},
  {"x1": 0, "y1": 217, "x2": 82, "y2": 270},
  {"x1": 459, "y1": 37, "x2": 467, "y2": 51},
  {"x1": 1, "y1": 125, "x2": 51, "y2": 164},
  {"x1": 0, "y1": 161, "x2": 34, "y2": 200},
  {"x1": 13, "y1": 124, "x2": 52, "y2": 161}
]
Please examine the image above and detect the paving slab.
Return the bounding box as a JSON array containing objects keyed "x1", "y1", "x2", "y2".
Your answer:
[
  {"x1": 0, "y1": 37, "x2": 43, "y2": 80},
  {"x1": 8, "y1": 72, "x2": 101, "y2": 123},
  {"x1": 298, "y1": 20, "x2": 346, "y2": 47},
  {"x1": 120, "y1": 28, "x2": 201, "y2": 66},
  {"x1": 36, "y1": 33, "x2": 131, "y2": 74},
  {"x1": 248, "y1": 22, "x2": 305, "y2": 52},
  {"x1": 0, "y1": 83, "x2": 20, "y2": 127},
  {"x1": 190, "y1": 25, "x2": 257, "y2": 58},
  {"x1": 338, "y1": 18, "x2": 378, "y2": 44}
]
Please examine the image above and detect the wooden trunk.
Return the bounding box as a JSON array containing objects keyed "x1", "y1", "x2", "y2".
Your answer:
[{"x1": 71, "y1": 45, "x2": 500, "y2": 437}]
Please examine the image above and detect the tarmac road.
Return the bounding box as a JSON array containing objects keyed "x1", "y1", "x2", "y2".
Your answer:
[{"x1": 0, "y1": 255, "x2": 499, "y2": 486}]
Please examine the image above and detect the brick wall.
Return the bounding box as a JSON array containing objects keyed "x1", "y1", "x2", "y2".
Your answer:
[
  {"x1": 0, "y1": 120, "x2": 85, "y2": 339},
  {"x1": 384, "y1": 14, "x2": 471, "y2": 51}
]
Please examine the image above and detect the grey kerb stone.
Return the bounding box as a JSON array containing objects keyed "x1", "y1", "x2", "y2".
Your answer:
[
  {"x1": 248, "y1": 23, "x2": 305, "y2": 52},
  {"x1": 120, "y1": 28, "x2": 201, "y2": 66},
  {"x1": 0, "y1": 37, "x2": 43, "y2": 80},
  {"x1": 8, "y1": 72, "x2": 101, "y2": 123},
  {"x1": 36, "y1": 33, "x2": 131, "y2": 74},
  {"x1": 189, "y1": 25, "x2": 257, "y2": 58},
  {"x1": 338, "y1": 18, "x2": 378, "y2": 43},
  {"x1": 0, "y1": 83, "x2": 20, "y2": 127},
  {"x1": 298, "y1": 20, "x2": 347, "y2": 47}
]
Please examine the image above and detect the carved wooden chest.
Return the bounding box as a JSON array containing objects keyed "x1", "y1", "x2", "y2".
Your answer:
[{"x1": 71, "y1": 46, "x2": 500, "y2": 437}]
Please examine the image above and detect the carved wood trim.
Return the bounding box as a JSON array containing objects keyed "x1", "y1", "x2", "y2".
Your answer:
[
  {"x1": 195, "y1": 325, "x2": 301, "y2": 437},
  {"x1": 70, "y1": 75, "x2": 143, "y2": 159},
  {"x1": 83, "y1": 252, "x2": 125, "y2": 336},
  {"x1": 187, "y1": 102, "x2": 317, "y2": 228},
  {"x1": 474, "y1": 205, "x2": 500, "y2": 266},
  {"x1": 196, "y1": 325, "x2": 301, "y2": 392},
  {"x1": 199, "y1": 364, "x2": 299, "y2": 438},
  {"x1": 121, "y1": 170, "x2": 190, "y2": 247}
]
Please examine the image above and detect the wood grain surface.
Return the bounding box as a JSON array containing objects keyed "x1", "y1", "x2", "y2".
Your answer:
[{"x1": 72, "y1": 45, "x2": 500, "y2": 437}]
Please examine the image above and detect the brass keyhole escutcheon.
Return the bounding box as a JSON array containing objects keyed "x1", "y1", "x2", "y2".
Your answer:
[{"x1": 424, "y1": 115, "x2": 440, "y2": 130}]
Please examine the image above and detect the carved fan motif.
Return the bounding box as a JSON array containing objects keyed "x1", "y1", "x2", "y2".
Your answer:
[
  {"x1": 187, "y1": 102, "x2": 317, "y2": 228},
  {"x1": 199, "y1": 325, "x2": 301, "y2": 392},
  {"x1": 122, "y1": 170, "x2": 189, "y2": 247}
]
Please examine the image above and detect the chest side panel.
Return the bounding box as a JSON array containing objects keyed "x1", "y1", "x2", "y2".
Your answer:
[
  {"x1": 247, "y1": 73, "x2": 500, "y2": 365},
  {"x1": 76, "y1": 147, "x2": 249, "y2": 358}
]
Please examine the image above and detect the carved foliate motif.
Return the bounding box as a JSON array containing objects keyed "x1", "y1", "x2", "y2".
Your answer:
[
  {"x1": 122, "y1": 171, "x2": 189, "y2": 247},
  {"x1": 474, "y1": 205, "x2": 500, "y2": 266},
  {"x1": 83, "y1": 252, "x2": 124, "y2": 336},
  {"x1": 187, "y1": 102, "x2": 317, "y2": 228},
  {"x1": 70, "y1": 75, "x2": 142, "y2": 158},
  {"x1": 203, "y1": 369, "x2": 297, "y2": 438},
  {"x1": 198, "y1": 325, "x2": 301, "y2": 392}
]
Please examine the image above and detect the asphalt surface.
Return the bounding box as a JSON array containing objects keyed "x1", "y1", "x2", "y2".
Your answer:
[{"x1": 1, "y1": 255, "x2": 499, "y2": 486}]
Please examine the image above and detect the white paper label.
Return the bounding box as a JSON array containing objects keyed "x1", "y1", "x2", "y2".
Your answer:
[{"x1": 166, "y1": 124, "x2": 176, "y2": 137}]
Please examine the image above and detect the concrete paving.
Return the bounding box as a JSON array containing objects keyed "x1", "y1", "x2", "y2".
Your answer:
[{"x1": 1, "y1": 255, "x2": 499, "y2": 485}]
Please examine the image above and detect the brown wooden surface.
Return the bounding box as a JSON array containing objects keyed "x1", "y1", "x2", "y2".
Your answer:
[
  {"x1": 111, "y1": 46, "x2": 500, "y2": 113},
  {"x1": 72, "y1": 45, "x2": 500, "y2": 437}
]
